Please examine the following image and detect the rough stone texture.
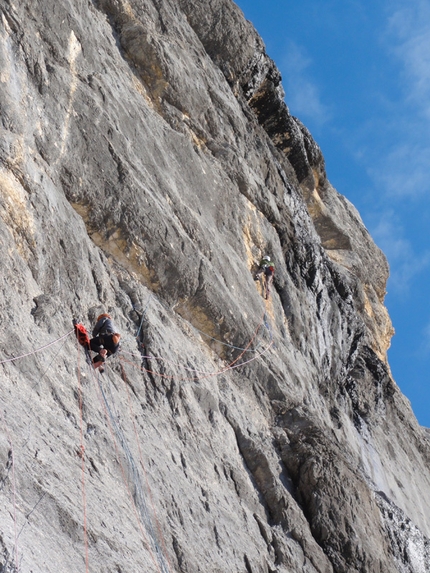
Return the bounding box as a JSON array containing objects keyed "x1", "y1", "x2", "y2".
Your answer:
[{"x1": 0, "y1": 0, "x2": 429, "y2": 572}]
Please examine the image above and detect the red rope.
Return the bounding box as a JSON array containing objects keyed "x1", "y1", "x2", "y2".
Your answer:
[
  {"x1": 76, "y1": 339, "x2": 90, "y2": 573},
  {"x1": 120, "y1": 310, "x2": 273, "y2": 382}
]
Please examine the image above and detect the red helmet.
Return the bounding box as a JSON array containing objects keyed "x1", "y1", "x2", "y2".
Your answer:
[{"x1": 97, "y1": 313, "x2": 111, "y2": 322}]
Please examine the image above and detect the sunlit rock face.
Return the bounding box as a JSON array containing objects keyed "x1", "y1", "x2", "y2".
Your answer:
[{"x1": 0, "y1": 1, "x2": 429, "y2": 572}]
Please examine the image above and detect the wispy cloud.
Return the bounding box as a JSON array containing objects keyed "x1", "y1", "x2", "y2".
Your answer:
[
  {"x1": 387, "y1": 0, "x2": 430, "y2": 114},
  {"x1": 420, "y1": 322, "x2": 430, "y2": 355},
  {"x1": 367, "y1": 140, "x2": 430, "y2": 199},
  {"x1": 370, "y1": 211, "x2": 430, "y2": 295},
  {"x1": 353, "y1": 0, "x2": 430, "y2": 200},
  {"x1": 281, "y1": 42, "x2": 331, "y2": 127}
]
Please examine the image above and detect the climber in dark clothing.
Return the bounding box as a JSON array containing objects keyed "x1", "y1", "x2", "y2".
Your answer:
[
  {"x1": 90, "y1": 313, "x2": 121, "y2": 370},
  {"x1": 254, "y1": 255, "x2": 275, "y2": 300}
]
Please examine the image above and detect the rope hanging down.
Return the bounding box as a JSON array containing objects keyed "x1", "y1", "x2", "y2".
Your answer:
[
  {"x1": 0, "y1": 299, "x2": 273, "y2": 573},
  {"x1": 120, "y1": 362, "x2": 173, "y2": 572},
  {"x1": 75, "y1": 309, "x2": 271, "y2": 573},
  {"x1": 88, "y1": 364, "x2": 170, "y2": 573},
  {"x1": 76, "y1": 336, "x2": 90, "y2": 573}
]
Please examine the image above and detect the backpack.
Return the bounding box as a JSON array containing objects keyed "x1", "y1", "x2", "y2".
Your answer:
[{"x1": 74, "y1": 322, "x2": 90, "y2": 348}]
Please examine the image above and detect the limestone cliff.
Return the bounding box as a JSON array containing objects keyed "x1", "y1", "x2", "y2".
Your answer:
[{"x1": 0, "y1": 0, "x2": 429, "y2": 572}]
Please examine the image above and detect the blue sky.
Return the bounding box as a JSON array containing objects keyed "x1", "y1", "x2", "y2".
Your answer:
[{"x1": 235, "y1": 0, "x2": 430, "y2": 426}]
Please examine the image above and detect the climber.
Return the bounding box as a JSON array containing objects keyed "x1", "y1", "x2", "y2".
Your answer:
[
  {"x1": 254, "y1": 255, "x2": 275, "y2": 300},
  {"x1": 89, "y1": 313, "x2": 121, "y2": 371}
]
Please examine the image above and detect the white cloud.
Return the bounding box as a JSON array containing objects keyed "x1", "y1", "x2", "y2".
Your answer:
[
  {"x1": 367, "y1": 140, "x2": 430, "y2": 199},
  {"x1": 387, "y1": 0, "x2": 430, "y2": 114},
  {"x1": 370, "y1": 211, "x2": 430, "y2": 295},
  {"x1": 420, "y1": 322, "x2": 430, "y2": 354},
  {"x1": 352, "y1": 0, "x2": 430, "y2": 200},
  {"x1": 280, "y1": 42, "x2": 331, "y2": 127}
]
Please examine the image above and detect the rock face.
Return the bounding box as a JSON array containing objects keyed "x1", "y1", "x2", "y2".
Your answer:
[{"x1": 0, "y1": 0, "x2": 429, "y2": 572}]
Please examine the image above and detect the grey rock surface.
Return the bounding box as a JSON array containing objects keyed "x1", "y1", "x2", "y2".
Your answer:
[{"x1": 0, "y1": 0, "x2": 429, "y2": 571}]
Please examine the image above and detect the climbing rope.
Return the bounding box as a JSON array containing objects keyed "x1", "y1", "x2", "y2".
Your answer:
[
  {"x1": 0, "y1": 308, "x2": 274, "y2": 572},
  {"x1": 76, "y1": 337, "x2": 90, "y2": 573},
  {"x1": 0, "y1": 330, "x2": 74, "y2": 365},
  {"x1": 16, "y1": 491, "x2": 47, "y2": 542},
  {"x1": 120, "y1": 310, "x2": 273, "y2": 383},
  {"x1": 119, "y1": 348, "x2": 229, "y2": 376},
  {"x1": 136, "y1": 296, "x2": 266, "y2": 353},
  {"x1": 31, "y1": 335, "x2": 71, "y2": 390},
  {"x1": 120, "y1": 363, "x2": 173, "y2": 572},
  {"x1": 121, "y1": 316, "x2": 272, "y2": 371},
  {"x1": 119, "y1": 340, "x2": 273, "y2": 383},
  {"x1": 225, "y1": 309, "x2": 267, "y2": 367},
  {"x1": 75, "y1": 309, "x2": 272, "y2": 573},
  {"x1": 85, "y1": 361, "x2": 169, "y2": 573}
]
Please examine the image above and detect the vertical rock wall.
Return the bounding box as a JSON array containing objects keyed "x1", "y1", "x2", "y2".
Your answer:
[{"x1": 0, "y1": 0, "x2": 429, "y2": 571}]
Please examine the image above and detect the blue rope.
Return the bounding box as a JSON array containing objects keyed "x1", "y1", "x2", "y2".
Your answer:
[{"x1": 96, "y1": 371, "x2": 170, "y2": 573}]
